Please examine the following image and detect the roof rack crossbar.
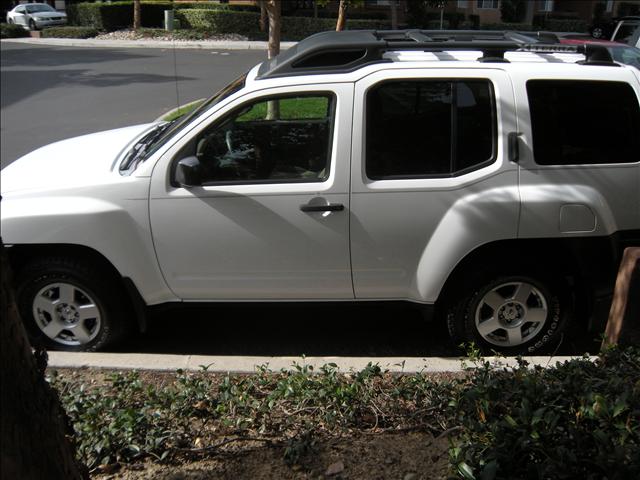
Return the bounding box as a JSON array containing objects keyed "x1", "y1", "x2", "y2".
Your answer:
[{"x1": 256, "y1": 30, "x2": 619, "y2": 79}]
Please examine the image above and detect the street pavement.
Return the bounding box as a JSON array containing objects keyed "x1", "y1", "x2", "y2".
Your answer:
[{"x1": 1, "y1": 42, "x2": 265, "y2": 167}]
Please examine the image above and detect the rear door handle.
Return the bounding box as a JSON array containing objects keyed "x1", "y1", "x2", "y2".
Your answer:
[{"x1": 300, "y1": 203, "x2": 345, "y2": 212}]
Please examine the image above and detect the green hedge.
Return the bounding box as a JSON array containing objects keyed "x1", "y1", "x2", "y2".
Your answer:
[
  {"x1": 175, "y1": 9, "x2": 389, "y2": 41},
  {"x1": 67, "y1": 1, "x2": 260, "y2": 31},
  {"x1": 480, "y1": 22, "x2": 535, "y2": 31},
  {"x1": 0, "y1": 23, "x2": 30, "y2": 38},
  {"x1": 175, "y1": 9, "x2": 261, "y2": 37},
  {"x1": 41, "y1": 26, "x2": 100, "y2": 38},
  {"x1": 544, "y1": 18, "x2": 588, "y2": 32},
  {"x1": 67, "y1": 1, "x2": 177, "y2": 30},
  {"x1": 532, "y1": 14, "x2": 588, "y2": 32},
  {"x1": 66, "y1": 1, "x2": 388, "y2": 37}
]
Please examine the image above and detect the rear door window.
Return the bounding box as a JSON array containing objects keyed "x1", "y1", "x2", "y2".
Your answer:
[{"x1": 366, "y1": 79, "x2": 496, "y2": 179}]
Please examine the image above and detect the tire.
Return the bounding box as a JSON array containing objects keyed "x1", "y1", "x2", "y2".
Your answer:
[
  {"x1": 447, "y1": 273, "x2": 570, "y2": 355},
  {"x1": 16, "y1": 257, "x2": 130, "y2": 352},
  {"x1": 8, "y1": 18, "x2": 14, "y2": 24},
  {"x1": 29, "y1": 19, "x2": 37, "y2": 31},
  {"x1": 591, "y1": 26, "x2": 604, "y2": 39}
]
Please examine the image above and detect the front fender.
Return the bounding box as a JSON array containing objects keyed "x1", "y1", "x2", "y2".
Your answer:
[{"x1": 1, "y1": 195, "x2": 177, "y2": 305}]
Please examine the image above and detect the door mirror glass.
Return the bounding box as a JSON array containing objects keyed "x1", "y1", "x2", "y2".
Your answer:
[{"x1": 175, "y1": 156, "x2": 203, "y2": 187}]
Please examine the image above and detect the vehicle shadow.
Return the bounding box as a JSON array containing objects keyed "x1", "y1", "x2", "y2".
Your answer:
[{"x1": 112, "y1": 303, "x2": 601, "y2": 357}]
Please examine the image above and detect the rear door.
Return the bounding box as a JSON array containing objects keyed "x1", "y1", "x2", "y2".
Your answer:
[{"x1": 350, "y1": 68, "x2": 519, "y2": 303}]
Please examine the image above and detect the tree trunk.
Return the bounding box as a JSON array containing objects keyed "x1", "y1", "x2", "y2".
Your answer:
[
  {"x1": 336, "y1": 0, "x2": 348, "y2": 31},
  {"x1": 390, "y1": 0, "x2": 398, "y2": 29},
  {"x1": 264, "y1": 1, "x2": 281, "y2": 120},
  {"x1": 313, "y1": 0, "x2": 318, "y2": 19},
  {"x1": 265, "y1": 0, "x2": 281, "y2": 60},
  {"x1": 259, "y1": 0, "x2": 267, "y2": 32},
  {"x1": 0, "y1": 239, "x2": 87, "y2": 480},
  {"x1": 133, "y1": 0, "x2": 141, "y2": 30},
  {"x1": 603, "y1": 247, "x2": 640, "y2": 348}
]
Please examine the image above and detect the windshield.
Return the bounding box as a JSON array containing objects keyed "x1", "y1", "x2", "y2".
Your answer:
[
  {"x1": 123, "y1": 71, "x2": 248, "y2": 171},
  {"x1": 26, "y1": 4, "x2": 55, "y2": 13}
]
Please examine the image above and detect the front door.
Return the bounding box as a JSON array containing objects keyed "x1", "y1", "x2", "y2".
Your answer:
[{"x1": 149, "y1": 84, "x2": 354, "y2": 300}]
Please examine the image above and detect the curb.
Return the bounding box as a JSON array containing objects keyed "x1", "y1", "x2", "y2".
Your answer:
[
  {"x1": 47, "y1": 352, "x2": 593, "y2": 374},
  {"x1": 1, "y1": 37, "x2": 297, "y2": 50}
]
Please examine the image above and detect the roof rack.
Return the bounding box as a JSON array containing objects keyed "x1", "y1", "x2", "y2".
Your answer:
[{"x1": 256, "y1": 29, "x2": 619, "y2": 79}]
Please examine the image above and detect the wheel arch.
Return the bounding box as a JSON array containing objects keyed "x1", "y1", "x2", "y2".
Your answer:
[
  {"x1": 435, "y1": 236, "x2": 621, "y2": 325},
  {"x1": 7, "y1": 243, "x2": 147, "y2": 332}
]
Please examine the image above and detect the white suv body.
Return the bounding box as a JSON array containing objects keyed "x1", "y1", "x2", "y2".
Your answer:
[{"x1": 2, "y1": 31, "x2": 639, "y2": 353}]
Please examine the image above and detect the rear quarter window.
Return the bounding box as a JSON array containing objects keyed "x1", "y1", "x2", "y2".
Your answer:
[{"x1": 526, "y1": 80, "x2": 640, "y2": 165}]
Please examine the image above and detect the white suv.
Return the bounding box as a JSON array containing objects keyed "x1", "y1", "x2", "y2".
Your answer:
[{"x1": 2, "y1": 30, "x2": 639, "y2": 354}]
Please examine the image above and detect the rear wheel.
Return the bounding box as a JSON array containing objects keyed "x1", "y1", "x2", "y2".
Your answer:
[
  {"x1": 17, "y1": 257, "x2": 130, "y2": 351},
  {"x1": 447, "y1": 273, "x2": 570, "y2": 355}
]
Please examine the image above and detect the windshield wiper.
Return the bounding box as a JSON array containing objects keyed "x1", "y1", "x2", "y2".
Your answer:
[{"x1": 120, "y1": 121, "x2": 175, "y2": 172}]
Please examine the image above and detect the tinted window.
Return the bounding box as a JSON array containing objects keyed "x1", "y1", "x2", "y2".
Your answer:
[
  {"x1": 366, "y1": 80, "x2": 495, "y2": 179},
  {"x1": 192, "y1": 94, "x2": 334, "y2": 184},
  {"x1": 527, "y1": 80, "x2": 640, "y2": 165}
]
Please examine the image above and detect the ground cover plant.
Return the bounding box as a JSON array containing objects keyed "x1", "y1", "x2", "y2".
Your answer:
[
  {"x1": 50, "y1": 346, "x2": 640, "y2": 478},
  {"x1": 1, "y1": 23, "x2": 30, "y2": 39},
  {"x1": 41, "y1": 27, "x2": 100, "y2": 39}
]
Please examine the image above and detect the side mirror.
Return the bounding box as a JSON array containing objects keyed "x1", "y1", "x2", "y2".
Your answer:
[{"x1": 174, "y1": 156, "x2": 203, "y2": 187}]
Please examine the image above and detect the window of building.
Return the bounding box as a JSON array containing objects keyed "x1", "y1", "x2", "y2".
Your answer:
[
  {"x1": 606, "y1": 0, "x2": 614, "y2": 13},
  {"x1": 526, "y1": 80, "x2": 640, "y2": 165},
  {"x1": 540, "y1": 0, "x2": 554, "y2": 12},
  {"x1": 189, "y1": 94, "x2": 335, "y2": 184},
  {"x1": 366, "y1": 80, "x2": 496, "y2": 179},
  {"x1": 458, "y1": 0, "x2": 469, "y2": 8},
  {"x1": 476, "y1": 0, "x2": 499, "y2": 9}
]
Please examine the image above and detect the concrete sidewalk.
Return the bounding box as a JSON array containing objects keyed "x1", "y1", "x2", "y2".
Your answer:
[
  {"x1": 1, "y1": 37, "x2": 297, "y2": 50},
  {"x1": 47, "y1": 352, "x2": 592, "y2": 374}
]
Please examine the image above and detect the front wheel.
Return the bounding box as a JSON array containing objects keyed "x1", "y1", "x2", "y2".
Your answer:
[
  {"x1": 17, "y1": 257, "x2": 130, "y2": 351},
  {"x1": 28, "y1": 19, "x2": 37, "y2": 31},
  {"x1": 447, "y1": 275, "x2": 569, "y2": 355}
]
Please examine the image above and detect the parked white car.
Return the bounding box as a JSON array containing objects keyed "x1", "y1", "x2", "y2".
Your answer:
[
  {"x1": 6, "y1": 3, "x2": 67, "y2": 30},
  {"x1": 2, "y1": 30, "x2": 639, "y2": 354}
]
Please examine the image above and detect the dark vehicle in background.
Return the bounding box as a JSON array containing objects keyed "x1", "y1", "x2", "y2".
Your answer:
[
  {"x1": 590, "y1": 16, "x2": 638, "y2": 38},
  {"x1": 611, "y1": 16, "x2": 640, "y2": 47}
]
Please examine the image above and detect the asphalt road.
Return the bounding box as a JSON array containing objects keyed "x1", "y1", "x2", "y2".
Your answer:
[{"x1": 0, "y1": 42, "x2": 265, "y2": 167}]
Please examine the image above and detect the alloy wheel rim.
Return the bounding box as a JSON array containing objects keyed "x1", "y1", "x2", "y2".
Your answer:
[
  {"x1": 32, "y1": 282, "x2": 101, "y2": 346},
  {"x1": 474, "y1": 281, "x2": 548, "y2": 347}
]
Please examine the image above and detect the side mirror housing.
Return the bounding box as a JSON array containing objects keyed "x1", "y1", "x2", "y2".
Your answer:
[{"x1": 175, "y1": 156, "x2": 203, "y2": 187}]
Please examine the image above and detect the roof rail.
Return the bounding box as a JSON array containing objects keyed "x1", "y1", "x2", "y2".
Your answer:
[{"x1": 256, "y1": 29, "x2": 619, "y2": 79}]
